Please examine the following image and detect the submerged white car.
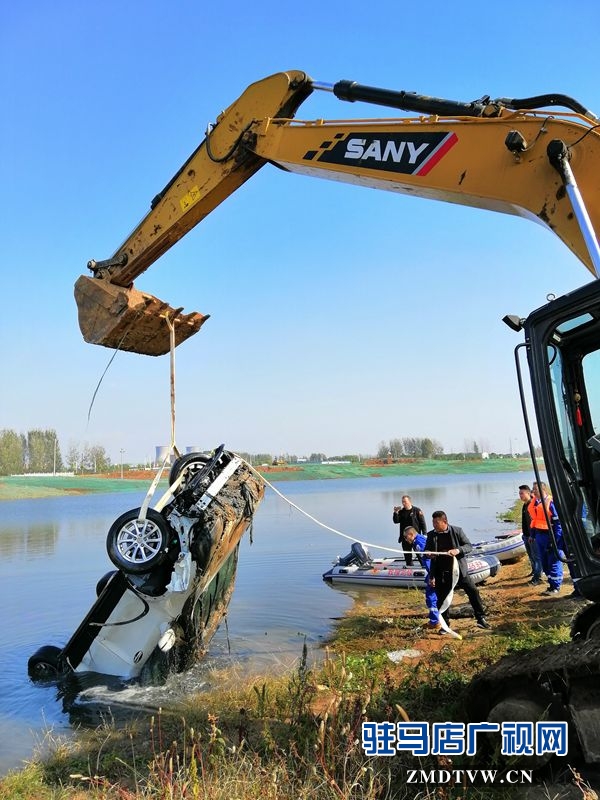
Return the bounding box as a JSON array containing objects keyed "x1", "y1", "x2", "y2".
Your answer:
[{"x1": 28, "y1": 446, "x2": 263, "y2": 682}]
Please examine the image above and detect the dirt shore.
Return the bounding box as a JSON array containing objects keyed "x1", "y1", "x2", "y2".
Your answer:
[{"x1": 328, "y1": 552, "x2": 580, "y2": 667}]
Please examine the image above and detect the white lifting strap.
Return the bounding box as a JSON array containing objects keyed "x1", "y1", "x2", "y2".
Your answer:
[{"x1": 138, "y1": 314, "x2": 181, "y2": 522}]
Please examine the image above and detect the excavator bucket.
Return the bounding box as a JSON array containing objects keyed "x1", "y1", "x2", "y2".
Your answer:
[{"x1": 74, "y1": 275, "x2": 208, "y2": 356}]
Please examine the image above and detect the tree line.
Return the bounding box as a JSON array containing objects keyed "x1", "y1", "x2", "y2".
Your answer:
[
  {"x1": 0, "y1": 429, "x2": 111, "y2": 476},
  {"x1": 377, "y1": 437, "x2": 445, "y2": 460}
]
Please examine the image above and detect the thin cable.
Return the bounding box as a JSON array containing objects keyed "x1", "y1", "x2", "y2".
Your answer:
[
  {"x1": 569, "y1": 123, "x2": 600, "y2": 148},
  {"x1": 86, "y1": 326, "x2": 131, "y2": 423},
  {"x1": 205, "y1": 123, "x2": 252, "y2": 163},
  {"x1": 89, "y1": 587, "x2": 150, "y2": 627}
]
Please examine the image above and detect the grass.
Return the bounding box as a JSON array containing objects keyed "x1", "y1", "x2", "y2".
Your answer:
[
  {"x1": 0, "y1": 475, "x2": 164, "y2": 501},
  {"x1": 0, "y1": 650, "x2": 538, "y2": 800}
]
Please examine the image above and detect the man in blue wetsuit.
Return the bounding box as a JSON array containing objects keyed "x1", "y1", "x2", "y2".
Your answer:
[{"x1": 403, "y1": 526, "x2": 440, "y2": 629}]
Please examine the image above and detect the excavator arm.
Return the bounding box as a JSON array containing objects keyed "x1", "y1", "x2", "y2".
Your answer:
[
  {"x1": 75, "y1": 70, "x2": 600, "y2": 355},
  {"x1": 75, "y1": 70, "x2": 313, "y2": 355}
]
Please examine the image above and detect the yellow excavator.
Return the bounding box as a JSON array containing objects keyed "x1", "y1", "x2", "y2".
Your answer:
[{"x1": 75, "y1": 70, "x2": 600, "y2": 764}]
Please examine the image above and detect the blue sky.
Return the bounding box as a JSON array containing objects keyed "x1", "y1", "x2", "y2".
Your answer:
[{"x1": 2, "y1": 1, "x2": 600, "y2": 464}]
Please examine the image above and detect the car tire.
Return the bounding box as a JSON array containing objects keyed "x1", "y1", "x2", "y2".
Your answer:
[
  {"x1": 168, "y1": 451, "x2": 210, "y2": 489},
  {"x1": 28, "y1": 645, "x2": 63, "y2": 680},
  {"x1": 106, "y1": 508, "x2": 171, "y2": 574}
]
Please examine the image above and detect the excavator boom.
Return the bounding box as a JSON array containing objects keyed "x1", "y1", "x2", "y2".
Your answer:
[{"x1": 76, "y1": 70, "x2": 600, "y2": 355}]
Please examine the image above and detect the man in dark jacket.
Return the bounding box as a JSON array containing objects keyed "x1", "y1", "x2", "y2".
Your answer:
[
  {"x1": 393, "y1": 495, "x2": 427, "y2": 566},
  {"x1": 424, "y1": 510, "x2": 491, "y2": 633}
]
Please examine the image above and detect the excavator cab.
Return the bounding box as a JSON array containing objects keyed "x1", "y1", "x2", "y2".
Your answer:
[{"x1": 521, "y1": 278, "x2": 600, "y2": 604}]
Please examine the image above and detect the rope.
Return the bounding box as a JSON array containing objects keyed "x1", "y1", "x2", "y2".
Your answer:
[
  {"x1": 236, "y1": 456, "x2": 407, "y2": 554},
  {"x1": 237, "y1": 455, "x2": 457, "y2": 559}
]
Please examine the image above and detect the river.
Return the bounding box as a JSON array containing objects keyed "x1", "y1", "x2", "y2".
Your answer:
[{"x1": 0, "y1": 471, "x2": 528, "y2": 774}]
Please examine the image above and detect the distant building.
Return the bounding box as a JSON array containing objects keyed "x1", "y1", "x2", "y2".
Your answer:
[
  {"x1": 155, "y1": 445, "x2": 172, "y2": 466},
  {"x1": 155, "y1": 445, "x2": 211, "y2": 466}
]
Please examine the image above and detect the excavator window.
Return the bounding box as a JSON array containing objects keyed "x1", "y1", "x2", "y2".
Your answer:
[
  {"x1": 526, "y1": 280, "x2": 600, "y2": 592},
  {"x1": 546, "y1": 331, "x2": 600, "y2": 535},
  {"x1": 547, "y1": 347, "x2": 580, "y2": 481},
  {"x1": 582, "y1": 351, "x2": 600, "y2": 435}
]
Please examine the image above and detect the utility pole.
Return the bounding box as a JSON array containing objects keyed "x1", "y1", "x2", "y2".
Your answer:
[{"x1": 120, "y1": 448, "x2": 125, "y2": 479}]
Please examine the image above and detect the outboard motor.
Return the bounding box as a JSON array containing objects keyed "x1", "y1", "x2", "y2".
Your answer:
[{"x1": 337, "y1": 542, "x2": 371, "y2": 567}]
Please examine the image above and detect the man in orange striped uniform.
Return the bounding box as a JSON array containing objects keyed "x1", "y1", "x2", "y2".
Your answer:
[{"x1": 528, "y1": 481, "x2": 564, "y2": 595}]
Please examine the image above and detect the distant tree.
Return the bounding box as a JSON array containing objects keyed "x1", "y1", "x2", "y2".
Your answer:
[
  {"x1": 90, "y1": 445, "x2": 111, "y2": 472},
  {"x1": 253, "y1": 453, "x2": 273, "y2": 465},
  {"x1": 473, "y1": 441, "x2": 479, "y2": 454},
  {"x1": 66, "y1": 443, "x2": 80, "y2": 473},
  {"x1": 80, "y1": 443, "x2": 111, "y2": 473},
  {"x1": 309, "y1": 453, "x2": 326, "y2": 463},
  {"x1": 377, "y1": 437, "x2": 444, "y2": 460},
  {"x1": 0, "y1": 429, "x2": 25, "y2": 475},
  {"x1": 402, "y1": 437, "x2": 418, "y2": 457},
  {"x1": 26, "y1": 429, "x2": 62, "y2": 473},
  {"x1": 431, "y1": 439, "x2": 444, "y2": 456},
  {"x1": 376, "y1": 441, "x2": 388, "y2": 459},
  {"x1": 420, "y1": 438, "x2": 443, "y2": 458},
  {"x1": 419, "y1": 438, "x2": 435, "y2": 459},
  {"x1": 389, "y1": 438, "x2": 404, "y2": 458}
]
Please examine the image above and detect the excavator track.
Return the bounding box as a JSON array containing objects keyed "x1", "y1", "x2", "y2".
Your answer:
[{"x1": 465, "y1": 639, "x2": 600, "y2": 763}]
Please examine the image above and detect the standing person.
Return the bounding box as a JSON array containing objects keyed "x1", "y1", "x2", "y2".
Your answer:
[
  {"x1": 393, "y1": 495, "x2": 427, "y2": 567},
  {"x1": 403, "y1": 526, "x2": 440, "y2": 630},
  {"x1": 519, "y1": 484, "x2": 542, "y2": 585},
  {"x1": 528, "y1": 482, "x2": 564, "y2": 595},
  {"x1": 424, "y1": 511, "x2": 491, "y2": 633}
]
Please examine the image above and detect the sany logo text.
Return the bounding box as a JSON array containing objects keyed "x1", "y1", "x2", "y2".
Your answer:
[
  {"x1": 345, "y1": 138, "x2": 429, "y2": 164},
  {"x1": 302, "y1": 131, "x2": 458, "y2": 176}
]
